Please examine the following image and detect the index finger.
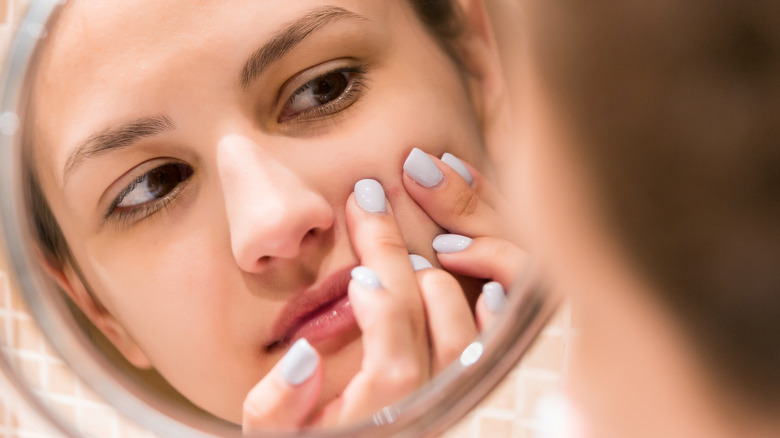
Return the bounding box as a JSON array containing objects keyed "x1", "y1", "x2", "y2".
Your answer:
[{"x1": 402, "y1": 148, "x2": 515, "y2": 241}]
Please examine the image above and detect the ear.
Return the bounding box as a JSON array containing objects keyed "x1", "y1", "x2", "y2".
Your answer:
[
  {"x1": 36, "y1": 251, "x2": 153, "y2": 369},
  {"x1": 456, "y1": 0, "x2": 516, "y2": 166}
]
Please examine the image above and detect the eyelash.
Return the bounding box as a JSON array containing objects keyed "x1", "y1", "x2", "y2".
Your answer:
[
  {"x1": 108, "y1": 190, "x2": 181, "y2": 228},
  {"x1": 100, "y1": 65, "x2": 366, "y2": 228},
  {"x1": 279, "y1": 65, "x2": 368, "y2": 123},
  {"x1": 104, "y1": 162, "x2": 192, "y2": 226}
]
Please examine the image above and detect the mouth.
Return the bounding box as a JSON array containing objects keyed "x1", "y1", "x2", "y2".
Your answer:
[{"x1": 265, "y1": 265, "x2": 360, "y2": 353}]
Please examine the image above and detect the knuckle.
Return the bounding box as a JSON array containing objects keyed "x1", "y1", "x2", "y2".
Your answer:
[
  {"x1": 491, "y1": 238, "x2": 519, "y2": 262},
  {"x1": 242, "y1": 394, "x2": 270, "y2": 422},
  {"x1": 449, "y1": 187, "x2": 481, "y2": 218},
  {"x1": 383, "y1": 361, "x2": 425, "y2": 393},
  {"x1": 437, "y1": 342, "x2": 467, "y2": 366},
  {"x1": 420, "y1": 270, "x2": 460, "y2": 295},
  {"x1": 370, "y1": 232, "x2": 408, "y2": 254}
]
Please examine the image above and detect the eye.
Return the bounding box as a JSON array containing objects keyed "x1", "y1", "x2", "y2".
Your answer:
[
  {"x1": 107, "y1": 162, "x2": 193, "y2": 220},
  {"x1": 279, "y1": 66, "x2": 366, "y2": 122}
]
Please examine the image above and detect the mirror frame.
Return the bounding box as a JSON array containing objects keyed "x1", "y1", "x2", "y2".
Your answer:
[{"x1": 0, "y1": 1, "x2": 560, "y2": 436}]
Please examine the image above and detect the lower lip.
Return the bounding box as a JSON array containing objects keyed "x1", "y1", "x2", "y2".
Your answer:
[{"x1": 288, "y1": 294, "x2": 359, "y2": 351}]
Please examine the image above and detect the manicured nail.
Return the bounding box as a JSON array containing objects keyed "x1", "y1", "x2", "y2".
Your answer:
[
  {"x1": 409, "y1": 254, "x2": 433, "y2": 271},
  {"x1": 441, "y1": 153, "x2": 473, "y2": 185},
  {"x1": 351, "y1": 266, "x2": 382, "y2": 290},
  {"x1": 432, "y1": 234, "x2": 472, "y2": 253},
  {"x1": 403, "y1": 148, "x2": 444, "y2": 188},
  {"x1": 483, "y1": 281, "x2": 506, "y2": 312},
  {"x1": 280, "y1": 339, "x2": 318, "y2": 386},
  {"x1": 354, "y1": 179, "x2": 386, "y2": 213}
]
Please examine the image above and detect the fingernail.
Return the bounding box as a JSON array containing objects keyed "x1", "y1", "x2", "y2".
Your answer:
[
  {"x1": 354, "y1": 179, "x2": 386, "y2": 213},
  {"x1": 280, "y1": 339, "x2": 319, "y2": 386},
  {"x1": 432, "y1": 234, "x2": 472, "y2": 253},
  {"x1": 483, "y1": 281, "x2": 506, "y2": 312},
  {"x1": 351, "y1": 266, "x2": 382, "y2": 290},
  {"x1": 403, "y1": 148, "x2": 444, "y2": 188},
  {"x1": 441, "y1": 153, "x2": 473, "y2": 185},
  {"x1": 409, "y1": 254, "x2": 433, "y2": 271}
]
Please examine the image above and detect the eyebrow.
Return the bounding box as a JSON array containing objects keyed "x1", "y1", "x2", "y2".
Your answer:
[
  {"x1": 62, "y1": 6, "x2": 363, "y2": 182},
  {"x1": 239, "y1": 6, "x2": 367, "y2": 90},
  {"x1": 63, "y1": 115, "x2": 174, "y2": 182}
]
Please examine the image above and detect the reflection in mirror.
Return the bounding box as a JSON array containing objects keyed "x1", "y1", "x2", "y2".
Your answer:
[{"x1": 1, "y1": 0, "x2": 556, "y2": 436}]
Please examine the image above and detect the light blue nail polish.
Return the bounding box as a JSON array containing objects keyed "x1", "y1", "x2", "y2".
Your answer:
[
  {"x1": 280, "y1": 339, "x2": 318, "y2": 386},
  {"x1": 483, "y1": 281, "x2": 506, "y2": 313},
  {"x1": 409, "y1": 254, "x2": 433, "y2": 271},
  {"x1": 403, "y1": 148, "x2": 444, "y2": 188},
  {"x1": 432, "y1": 234, "x2": 473, "y2": 253},
  {"x1": 354, "y1": 179, "x2": 386, "y2": 213},
  {"x1": 441, "y1": 153, "x2": 474, "y2": 185},
  {"x1": 351, "y1": 266, "x2": 382, "y2": 290}
]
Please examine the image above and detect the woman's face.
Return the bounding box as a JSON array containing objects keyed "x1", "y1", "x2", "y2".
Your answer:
[{"x1": 31, "y1": 0, "x2": 487, "y2": 423}]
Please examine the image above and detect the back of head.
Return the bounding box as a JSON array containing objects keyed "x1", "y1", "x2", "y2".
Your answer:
[{"x1": 525, "y1": 0, "x2": 780, "y2": 410}]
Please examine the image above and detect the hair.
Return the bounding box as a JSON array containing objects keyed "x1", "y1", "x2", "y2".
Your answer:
[
  {"x1": 526, "y1": 0, "x2": 780, "y2": 409},
  {"x1": 26, "y1": 0, "x2": 463, "y2": 269}
]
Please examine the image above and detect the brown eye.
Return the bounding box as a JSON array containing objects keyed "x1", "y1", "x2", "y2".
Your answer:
[
  {"x1": 280, "y1": 67, "x2": 364, "y2": 122},
  {"x1": 112, "y1": 162, "x2": 193, "y2": 212}
]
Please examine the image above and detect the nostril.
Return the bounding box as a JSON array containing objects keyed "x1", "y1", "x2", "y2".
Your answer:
[{"x1": 302, "y1": 229, "x2": 318, "y2": 245}]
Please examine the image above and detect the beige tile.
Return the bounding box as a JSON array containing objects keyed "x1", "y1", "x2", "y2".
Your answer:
[
  {"x1": 545, "y1": 306, "x2": 567, "y2": 330},
  {"x1": 521, "y1": 334, "x2": 565, "y2": 372},
  {"x1": 442, "y1": 419, "x2": 473, "y2": 438},
  {"x1": 80, "y1": 405, "x2": 118, "y2": 438},
  {"x1": 477, "y1": 416, "x2": 513, "y2": 438},
  {"x1": 513, "y1": 424, "x2": 534, "y2": 438},
  {"x1": 10, "y1": 284, "x2": 30, "y2": 314},
  {"x1": 49, "y1": 399, "x2": 77, "y2": 427},
  {"x1": 47, "y1": 361, "x2": 77, "y2": 395},
  {"x1": 480, "y1": 373, "x2": 517, "y2": 411},
  {"x1": 14, "y1": 317, "x2": 41, "y2": 351},
  {"x1": 515, "y1": 372, "x2": 561, "y2": 421},
  {"x1": 17, "y1": 356, "x2": 40, "y2": 386}
]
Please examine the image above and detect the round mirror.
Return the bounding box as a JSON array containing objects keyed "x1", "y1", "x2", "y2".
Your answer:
[{"x1": 0, "y1": 1, "x2": 560, "y2": 436}]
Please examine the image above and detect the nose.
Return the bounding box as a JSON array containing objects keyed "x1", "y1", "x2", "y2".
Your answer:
[{"x1": 217, "y1": 135, "x2": 334, "y2": 272}]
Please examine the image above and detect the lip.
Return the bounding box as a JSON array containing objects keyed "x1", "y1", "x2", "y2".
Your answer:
[{"x1": 266, "y1": 265, "x2": 360, "y2": 353}]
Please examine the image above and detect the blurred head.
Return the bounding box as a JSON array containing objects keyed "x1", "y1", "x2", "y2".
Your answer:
[
  {"x1": 24, "y1": 0, "x2": 504, "y2": 423},
  {"x1": 497, "y1": 1, "x2": 780, "y2": 437}
]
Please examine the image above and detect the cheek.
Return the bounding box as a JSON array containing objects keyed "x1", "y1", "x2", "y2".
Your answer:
[
  {"x1": 82, "y1": 197, "x2": 243, "y2": 354},
  {"x1": 88, "y1": 231, "x2": 225, "y2": 333}
]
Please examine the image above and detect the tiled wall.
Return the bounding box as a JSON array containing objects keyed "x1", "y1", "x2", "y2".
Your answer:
[{"x1": 0, "y1": 1, "x2": 572, "y2": 436}]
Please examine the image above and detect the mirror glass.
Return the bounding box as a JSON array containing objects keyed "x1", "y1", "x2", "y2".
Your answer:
[{"x1": 0, "y1": 1, "x2": 558, "y2": 436}]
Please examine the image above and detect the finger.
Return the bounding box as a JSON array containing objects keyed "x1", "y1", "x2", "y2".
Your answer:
[
  {"x1": 411, "y1": 255, "x2": 478, "y2": 373},
  {"x1": 346, "y1": 179, "x2": 428, "y2": 354},
  {"x1": 441, "y1": 152, "x2": 504, "y2": 208},
  {"x1": 315, "y1": 268, "x2": 429, "y2": 426},
  {"x1": 433, "y1": 235, "x2": 528, "y2": 288},
  {"x1": 242, "y1": 339, "x2": 323, "y2": 432},
  {"x1": 402, "y1": 148, "x2": 512, "y2": 240},
  {"x1": 348, "y1": 266, "x2": 427, "y2": 373},
  {"x1": 475, "y1": 281, "x2": 507, "y2": 331}
]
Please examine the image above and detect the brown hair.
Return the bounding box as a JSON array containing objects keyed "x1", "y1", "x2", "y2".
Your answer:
[{"x1": 526, "y1": 0, "x2": 780, "y2": 409}]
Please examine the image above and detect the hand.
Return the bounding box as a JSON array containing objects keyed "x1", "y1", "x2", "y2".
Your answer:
[
  {"x1": 401, "y1": 148, "x2": 527, "y2": 329},
  {"x1": 243, "y1": 178, "x2": 479, "y2": 432}
]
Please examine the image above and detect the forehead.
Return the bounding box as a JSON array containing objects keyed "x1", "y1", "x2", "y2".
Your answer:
[{"x1": 31, "y1": 0, "x2": 405, "y2": 179}]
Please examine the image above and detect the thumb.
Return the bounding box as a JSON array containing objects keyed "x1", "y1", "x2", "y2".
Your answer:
[{"x1": 243, "y1": 338, "x2": 323, "y2": 433}]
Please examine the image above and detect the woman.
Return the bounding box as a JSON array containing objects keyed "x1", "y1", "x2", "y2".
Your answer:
[
  {"x1": 498, "y1": 0, "x2": 780, "y2": 437},
  {"x1": 25, "y1": 0, "x2": 518, "y2": 431}
]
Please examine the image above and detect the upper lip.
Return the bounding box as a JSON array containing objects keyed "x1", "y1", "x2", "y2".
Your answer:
[{"x1": 265, "y1": 265, "x2": 356, "y2": 351}]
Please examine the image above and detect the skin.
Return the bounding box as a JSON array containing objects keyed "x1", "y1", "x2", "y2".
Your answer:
[
  {"x1": 486, "y1": 4, "x2": 780, "y2": 437},
  {"x1": 30, "y1": 0, "x2": 520, "y2": 428}
]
